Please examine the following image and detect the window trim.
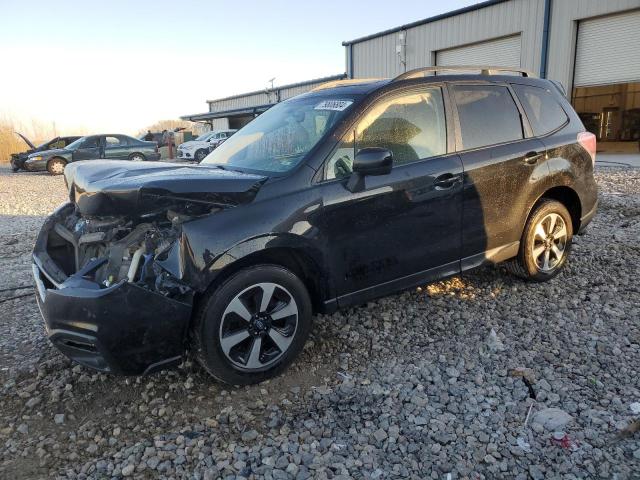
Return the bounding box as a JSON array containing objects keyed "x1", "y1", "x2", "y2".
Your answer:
[
  {"x1": 447, "y1": 81, "x2": 532, "y2": 153},
  {"x1": 318, "y1": 82, "x2": 453, "y2": 183},
  {"x1": 510, "y1": 82, "x2": 570, "y2": 139}
]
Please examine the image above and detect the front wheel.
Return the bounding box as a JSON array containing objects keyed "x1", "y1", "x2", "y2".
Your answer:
[
  {"x1": 47, "y1": 158, "x2": 67, "y2": 175},
  {"x1": 191, "y1": 265, "x2": 312, "y2": 385},
  {"x1": 195, "y1": 149, "x2": 208, "y2": 162},
  {"x1": 129, "y1": 153, "x2": 146, "y2": 162},
  {"x1": 506, "y1": 199, "x2": 573, "y2": 281}
]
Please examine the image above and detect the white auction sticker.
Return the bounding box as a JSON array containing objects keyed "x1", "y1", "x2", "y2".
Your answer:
[{"x1": 314, "y1": 100, "x2": 353, "y2": 111}]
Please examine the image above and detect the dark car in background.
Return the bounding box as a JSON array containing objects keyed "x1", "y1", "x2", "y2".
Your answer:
[
  {"x1": 33, "y1": 66, "x2": 597, "y2": 384},
  {"x1": 10, "y1": 133, "x2": 81, "y2": 172},
  {"x1": 25, "y1": 134, "x2": 160, "y2": 175}
]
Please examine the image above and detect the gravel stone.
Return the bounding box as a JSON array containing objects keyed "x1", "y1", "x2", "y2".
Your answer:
[{"x1": 0, "y1": 165, "x2": 639, "y2": 479}]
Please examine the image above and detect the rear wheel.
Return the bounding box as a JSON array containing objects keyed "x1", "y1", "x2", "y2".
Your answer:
[
  {"x1": 47, "y1": 158, "x2": 67, "y2": 175},
  {"x1": 129, "y1": 153, "x2": 146, "y2": 162},
  {"x1": 507, "y1": 199, "x2": 573, "y2": 281},
  {"x1": 191, "y1": 265, "x2": 312, "y2": 385}
]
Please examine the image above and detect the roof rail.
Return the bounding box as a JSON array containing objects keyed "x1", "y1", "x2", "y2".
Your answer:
[
  {"x1": 311, "y1": 78, "x2": 383, "y2": 91},
  {"x1": 393, "y1": 65, "x2": 535, "y2": 82}
]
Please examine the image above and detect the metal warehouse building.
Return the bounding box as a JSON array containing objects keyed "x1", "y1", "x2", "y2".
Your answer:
[
  {"x1": 182, "y1": 74, "x2": 346, "y2": 131},
  {"x1": 343, "y1": 0, "x2": 640, "y2": 151},
  {"x1": 185, "y1": 0, "x2": 640, "y2": 151}
]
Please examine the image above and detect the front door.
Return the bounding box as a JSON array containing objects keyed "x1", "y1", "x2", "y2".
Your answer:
[
  {"x1": 319, "y1": 85, "x2": 463, "y2": 305},
  {"x1": 72, "y1": 136, "x2": 103, "y2": 161}
]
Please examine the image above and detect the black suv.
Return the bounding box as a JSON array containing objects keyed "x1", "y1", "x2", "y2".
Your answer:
[{"x1": 33, "y1": 67, "x2": 597, "y2": 384}]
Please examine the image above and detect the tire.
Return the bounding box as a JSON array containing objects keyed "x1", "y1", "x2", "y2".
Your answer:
[
  {"x1": 191, "y1": 265, "x2": 313, "y2": 385},
  {"x1": 195, "y1": 149, "x2": 208, "y2": 162},
  {"x1": 129, "y1": 153, "x2": 146, "y2": 162},
  {"x1": 506, "y1": 199, "x2": 573, "y2": 282},
  {"x1": 47, "y1": 158, "x2": 67, "y2": 175}
]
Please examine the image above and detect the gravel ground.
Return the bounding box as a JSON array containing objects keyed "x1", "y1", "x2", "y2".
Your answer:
[{"x1": 0, "y1": 164, "x2": 639, "y2": 479}]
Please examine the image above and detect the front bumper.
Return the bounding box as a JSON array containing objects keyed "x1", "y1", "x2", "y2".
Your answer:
[
  {"x1": 32, "y1": 207, "x2": 193, "y2": 375},
  {"x1": 147, "y1": 153, "x2": 161, "y2": 161},
  {"x1": 177, "y1": 149, "x2": 193, "y2": 159},
  {"x1": 24, "y1": 157, "x2": 48, "y2": 171},
  {"x1": 10, "y1": 155, "x2": 26, "y2": 171}
]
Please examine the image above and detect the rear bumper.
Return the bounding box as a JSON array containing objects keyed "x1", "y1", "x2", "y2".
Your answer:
[{"x1": 578, "y1": 198, "x2": 598, "y2": 234}]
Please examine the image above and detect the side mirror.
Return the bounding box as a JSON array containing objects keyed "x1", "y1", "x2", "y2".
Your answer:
[
  {"x1": 347, "y1": 147, "x2": 393, "y2": 192},
  {"x1": 353, "y1": 147, "x2": 393, "y2": 176}
]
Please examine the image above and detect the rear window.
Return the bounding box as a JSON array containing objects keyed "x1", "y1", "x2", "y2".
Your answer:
[
  {"x1": 512, "y1": 84, "x2": 569, "y2": 136},
  {"x1": 452, "y1": 84, "x2": 524, "y2": 150}
]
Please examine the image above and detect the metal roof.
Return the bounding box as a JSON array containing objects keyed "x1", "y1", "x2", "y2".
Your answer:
[
  {"x1": 181, "y1": 104, "x2": 275, "y2": 122},
  {"x1": 206, "y1": 74, "x2": 347, "y2": 104},
  {"x1": 342, "y1": 0, "x2": 510, "y2": 46}
]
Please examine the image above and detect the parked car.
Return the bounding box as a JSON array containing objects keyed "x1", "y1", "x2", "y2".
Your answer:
[
  {"x1": 10, "y1": 133, "x2": 82, "y2": 172},
  {"x1": 25, "y1": 134, "x2": 161, "y2": 175},
  {"x1": 33, "y1": 67, "x2": 597, "y2": 384},
  {"x1": 177, "y1": 130, "x2": 237, "y2": 162}
]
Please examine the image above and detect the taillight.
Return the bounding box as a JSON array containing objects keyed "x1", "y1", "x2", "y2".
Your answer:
[{"x1": 577, "y1": 131, "x2": 596, "y2": 168}]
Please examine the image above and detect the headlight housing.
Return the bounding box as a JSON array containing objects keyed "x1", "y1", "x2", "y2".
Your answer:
[{"x1": 29, "y1": 155, "x2": 42, "y2": 161}]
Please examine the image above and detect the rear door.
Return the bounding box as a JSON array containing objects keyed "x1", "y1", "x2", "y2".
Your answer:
[
  {"x1": 450, "y1": 82, "x2": 546, "y2": 268},
  {"x1": 320, "y1": 84, "x2": 464, "y2": 304},
  {"x1": 104, "y1": 135, "x2": 129, "y2": 159}
]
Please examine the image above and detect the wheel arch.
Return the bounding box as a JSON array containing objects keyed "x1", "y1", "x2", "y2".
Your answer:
[
  {"x1": 194, "y1": 242, "x2": 330, "y2": 317},
  {"x1": 128, "y1": 152, "x2": 146, "y2": 160},
  {"x1": 535, "y1": 186, "x2": 582, "y2": 233},
  {"x1": 47, "y1": 156, "x2": 68, "y2": 166}
]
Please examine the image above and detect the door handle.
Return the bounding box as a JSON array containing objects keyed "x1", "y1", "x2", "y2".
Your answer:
[
  {"x1": 434, "y1": 173, "x2": 459, "y2": 190},
  {"x1": 524, "y1": 151, "x2": 543, "y2": 165}
]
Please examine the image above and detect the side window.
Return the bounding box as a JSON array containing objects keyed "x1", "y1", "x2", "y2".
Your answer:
[
  {"x1": 325, "y1": 87, "x2": 447, "y2": 180},
  {"x1": 82, "y1": 137, "x2": 99, "y2": 148},
  {"x1": 453, "y1": 85, "x2": 524, "y2": 150},
  {"x1": 105, "y1": 136, "x2": 121, "y2": 147},
  {"x1": 512, "y1": 84, "x2": 568, "y2": 136},
  {"x1": 117, "y1": 135, "x2": 132, "y2": 146}
]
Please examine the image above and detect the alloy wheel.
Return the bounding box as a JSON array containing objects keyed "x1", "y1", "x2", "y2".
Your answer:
[
  {"x1": 531, "y1": 213, "x2": 568, "y2": 272},
  {"x1": 50, "y1": 161, "x2": 65, "y2": 175},
  {"x1": 130, "y1": 154, "x2": 144, "y2": 162},
  {"x1": 218, "y1": 282, "x2": 299, "y2": 371}
]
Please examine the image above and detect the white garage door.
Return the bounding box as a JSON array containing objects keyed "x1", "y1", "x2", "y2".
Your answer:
[
  {"x1": 436, "y1": 35, "x2": 522, "y2": 69},
  {"x1": 574, "y1": 10, "x2": 640, "y2": 87}
]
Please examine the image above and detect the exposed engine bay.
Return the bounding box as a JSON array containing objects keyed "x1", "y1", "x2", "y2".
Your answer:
[{"x1": 40, "y1": 203, "x2": 214, "y2": 301}]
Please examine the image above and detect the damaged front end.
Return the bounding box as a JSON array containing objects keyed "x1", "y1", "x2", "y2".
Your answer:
[
  {"x1": 33, "y1": 203, "x2": 197, "y2": 374},
  {"x1": 32, "y1": 161, "x2": 267, "y2": 374}
]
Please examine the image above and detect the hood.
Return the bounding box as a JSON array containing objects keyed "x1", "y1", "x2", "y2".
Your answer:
[
  {"x1": 29, "y1": 148, "x2": 69, "y2": 158},
  {"x1": 64, "y1": 160, "x2": 268, "y2": 217},
  {"x1": 15, "y1": 132, "x2": 35, "y2": 149},
  {"x1": 179, "y1": 140, "x2": 210, "y2": 149}
]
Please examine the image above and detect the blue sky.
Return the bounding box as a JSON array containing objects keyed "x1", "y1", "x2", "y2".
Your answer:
[{"x1": 1, "y1": 0, "x2": 480, "y2": 134}]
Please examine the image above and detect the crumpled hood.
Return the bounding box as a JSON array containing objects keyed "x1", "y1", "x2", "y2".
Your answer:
[{"x1": 64, "y1": 160, "x2": 268, "y2": 216}]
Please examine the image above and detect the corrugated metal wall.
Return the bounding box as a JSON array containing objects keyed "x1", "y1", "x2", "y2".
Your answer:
[
  {"x1": 546, "y1": 0, "x2": 640, "y2": 93},
  {"x1": 207, "y1": 77, "x2": 342, "y2": 113},
  {"x1": 209, "y1": 92, "x2": 272, "y2": 113},
  {"x1": 350, "y1": 0, "x2": 545, "y2": 78},
  {"x1": 210, "y1": 118, "x2": 230, "y2": 131}
]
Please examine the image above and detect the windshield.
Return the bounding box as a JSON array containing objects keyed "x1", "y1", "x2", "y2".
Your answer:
[
  {"x1": 65, "y1": 137, "x2": 86, "y2": 150},
  {"x1": 195, "y1": 132, "x2": 214, "y2": 141},
  {"x1": 201, "y1": 95, "x2": 355, "y2": 173}
]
